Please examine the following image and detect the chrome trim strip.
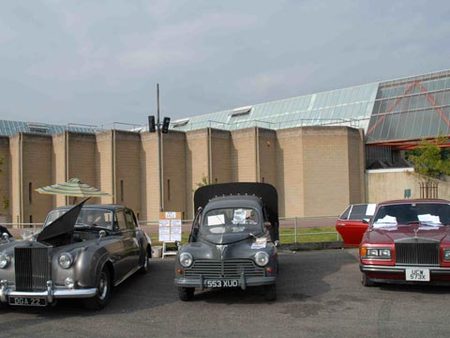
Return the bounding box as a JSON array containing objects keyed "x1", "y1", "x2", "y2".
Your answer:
[{"x1": 360, "y1": 264, "x2": 450, "y2": 273}]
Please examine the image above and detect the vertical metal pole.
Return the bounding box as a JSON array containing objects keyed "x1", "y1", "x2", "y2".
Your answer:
[
  {"x1": 294, "y1": 217, "x2": 298, "y2": 244},
  {"x1": 157, "y1": 83, "x2": 164, "y2": 212}
]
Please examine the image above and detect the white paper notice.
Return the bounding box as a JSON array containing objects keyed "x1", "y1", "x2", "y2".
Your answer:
[
  {"x1": 373, "y1": 215, "x2": 397, "y2": 228},
  {"x1": 170, "y1": 219, "x2": 182, "y2": 241},
  {"x1": 418, "y1": 214, "x2": 441, "y2": 224},
  {"x1": 251, "y1": 237, "x2": 267, "y2": 249},
  {"x1": 208, "y1": 214, "x2": 225, "y2": 226},
  {"x1": 159, "y1": 226, "x2": 171, "y2": 242},
  {"x1": 366, "y1": 204, "x2": 376, "y2": 216}
]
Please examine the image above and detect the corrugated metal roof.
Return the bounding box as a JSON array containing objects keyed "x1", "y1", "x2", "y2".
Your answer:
[
  {"x1": 172, "y1": 82, "x2": 379, "y2": 132},
  {"x1": 0, "y1": 120, "x2": 97, "y2": 137}
]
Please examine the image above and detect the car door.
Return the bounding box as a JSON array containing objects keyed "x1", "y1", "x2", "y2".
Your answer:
[
  {"x1": 124, "y1": 208, "x2": 141, "y2": 268},
  {"x1": 112, "y1": 209, "x2": 131, "y2": 281}
]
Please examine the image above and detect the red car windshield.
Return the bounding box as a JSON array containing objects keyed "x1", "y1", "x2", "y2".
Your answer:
[{"x1": 373, "y1": 203, "x2": 450, "y2": 226}]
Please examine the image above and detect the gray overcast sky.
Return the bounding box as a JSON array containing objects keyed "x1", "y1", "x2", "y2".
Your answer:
[{"x1": 1, "y1": 0, "x2": 450, "y2": 127}]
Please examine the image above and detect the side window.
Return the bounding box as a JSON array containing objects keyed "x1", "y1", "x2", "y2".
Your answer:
[
  {"x1": 115, "y1": 211, "x2": 127, "y2": 231},
  {"x1": 125, "y1": 209, "x2": 136, "y2": 230},
  {"x1": 349, "y1": 205, "x2": 368, "y2": 220},
  {"x1": 339, "y1": 206, "x2": 351, "y2": 220}
]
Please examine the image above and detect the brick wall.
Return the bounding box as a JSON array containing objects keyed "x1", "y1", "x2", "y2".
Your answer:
[
  {"x1": 0, "y1": 137, "x2": 10, "y2": 221},
  {"x1": 114, "y1": 131, "x2": 141, "y2": 216},
  {"x1": 21, "y1": 134, "x2": 53, "y2": 223}
]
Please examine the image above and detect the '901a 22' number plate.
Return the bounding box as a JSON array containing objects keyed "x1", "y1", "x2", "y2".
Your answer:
[
  {"x1": 9, "y1": 297, "x2": 47, "y2": 306},
  {"x1": 204, "y1": 280, "x2": 239, "y2": 288}
]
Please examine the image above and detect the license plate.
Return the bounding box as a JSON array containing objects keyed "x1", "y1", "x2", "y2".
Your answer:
[
  {"x1": 405, "y1": 268, "x2": 430, "y2": 282},
  {"x1": 204, "y1": 279, "x2": 239, "y2": 288},
  {"x1": 9, "y1": 297, "x2": 47, "y2": 307}
]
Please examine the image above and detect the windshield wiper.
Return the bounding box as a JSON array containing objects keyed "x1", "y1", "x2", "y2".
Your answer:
[{"x1": 75, "y1": 224, "x2": 111, "y2": 232}]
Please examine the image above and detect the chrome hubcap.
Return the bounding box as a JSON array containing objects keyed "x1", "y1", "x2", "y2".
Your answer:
[{"x1": 98, "y1": 272, "x2": 108, "y2": 300}]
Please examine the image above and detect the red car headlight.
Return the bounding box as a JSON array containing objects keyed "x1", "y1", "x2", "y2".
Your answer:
[{"x1": 360, "y1": 247, "x2": 391, "y2": 259}]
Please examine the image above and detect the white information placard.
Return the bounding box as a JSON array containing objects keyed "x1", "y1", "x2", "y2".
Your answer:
[{"x1": 159, "y1": 212, "x2": 182, "y2": 242}]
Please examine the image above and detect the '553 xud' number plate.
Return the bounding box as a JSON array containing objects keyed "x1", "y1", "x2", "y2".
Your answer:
[{"x1": 204, "y1": 280, "x2": 239, "y2": 288}]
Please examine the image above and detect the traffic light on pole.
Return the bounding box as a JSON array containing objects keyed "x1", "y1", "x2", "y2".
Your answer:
[
  {"x1": 161, "y1": 117, "x2": 171, "y2": 134},
  {"x1": 148, "y1": 115, "x2": 156, "y2": 133}
]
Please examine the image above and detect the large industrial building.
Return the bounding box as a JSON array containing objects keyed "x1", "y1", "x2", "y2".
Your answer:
[{"x1": 0, "y1": 69, "x2": 449, "y2": 224}]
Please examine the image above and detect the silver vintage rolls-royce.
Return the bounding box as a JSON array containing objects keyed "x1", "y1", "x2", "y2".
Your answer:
[{"x1": 0, "y1": 200, "x2": 151, "y2": 310}]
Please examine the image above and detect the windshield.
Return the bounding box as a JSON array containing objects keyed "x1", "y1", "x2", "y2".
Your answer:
[
  {"x1": 45, "y1": 208, "x2": 114, "y2": 230},
  {"x1": 373, "y1": 203, "x2": 450, "y2": 227},
  {"x1": 201, "y1": 207, "x2": 262, "y2": 235}
]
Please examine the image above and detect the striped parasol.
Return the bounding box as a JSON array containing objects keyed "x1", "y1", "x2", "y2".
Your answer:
[{"x1": 36, "y1": 178, "x2": 110, "y2": 198}]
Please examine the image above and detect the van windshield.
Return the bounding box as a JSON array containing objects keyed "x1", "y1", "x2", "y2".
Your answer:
[{"x1": 201, "y1": 207, "x2": 262, "y2": 235}]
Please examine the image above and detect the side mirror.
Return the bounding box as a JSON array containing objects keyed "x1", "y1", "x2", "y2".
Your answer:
[
  {"x1": 362, "y1": 218, "x2": 371, "y2": 224},
  {"x1": 99, "y1": 230, "x2": 107, "y2": 239},
  {"x1": 264, "y1": 222, "x2": 272, "y2": 231},
  {"x1": 2, "y1": 232, "x2": 10, "y2": 241}
]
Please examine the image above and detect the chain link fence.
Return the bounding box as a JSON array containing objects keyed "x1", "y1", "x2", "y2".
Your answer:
[{"x1": 1, "y1": 216, "x2": 341, "y2": 245}]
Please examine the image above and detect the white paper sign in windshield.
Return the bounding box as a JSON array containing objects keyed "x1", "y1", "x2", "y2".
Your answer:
[
  {"x1": 366, "y1": 204, "x2": 376, "y2": 216},
  {"x1": 232, "y1": 209, "x2": 246, "y2": 224},
  {"x1": 208, "y1": 214, "x2": 225, "y2": 226},
  {"x1": 418, "y1": 214, "x2": 441, "y2": 224},
  {"x1": 373, "y1": 215, "x2": 397, "y2": 228}
]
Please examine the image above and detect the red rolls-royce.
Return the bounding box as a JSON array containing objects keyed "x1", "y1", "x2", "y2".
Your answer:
[
  {"x1": 336, "y1": 204, "x2": 376, "y2": 247},
  {"x1": 359, "y1": 199, "x2": 450, "y2": 286}
]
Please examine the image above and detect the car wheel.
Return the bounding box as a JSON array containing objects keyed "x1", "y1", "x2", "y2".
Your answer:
[
  {"x1": 84, "y1": 267, "x2": 112, "y2": 310},
  {"x1": 264, "y1": 284, "x2": 277, "y2": 301},
  {"x1": 178, "y1": 287, "x2": 195, "y2": 301},
  {"x1": 361, "y1": 273, "x2": 375, "y2": 287},
  {"x1": 140, "y1": 249, "x2": 150, "y2": 274}
]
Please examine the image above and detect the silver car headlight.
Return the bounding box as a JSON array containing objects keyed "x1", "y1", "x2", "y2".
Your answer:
[
  {"x1": 0, "y1": 253, "x2": 10, "y2": 269},
  {"x1": 255, "y1": 251, "x2": 269, "y2": 267},
  {"x1": 58, "y1": 252, "x2": 74, "y2": 269},
  {"x1": 444, "y1": 249, "x2": 450, "y2": 261},
  {"x1": 179, "y1": 252, "x2": 193, "y2": 268}
]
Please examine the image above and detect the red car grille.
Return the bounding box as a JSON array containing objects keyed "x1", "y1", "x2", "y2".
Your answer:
[{"x1": 395, "y1": 242, "x2": 439, "y2": 266}]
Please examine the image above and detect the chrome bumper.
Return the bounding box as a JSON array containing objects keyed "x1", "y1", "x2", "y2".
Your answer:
[
  {"x1": 175, "y1": 275, "x2": 276, "y2": 290},
  {"x1": 360, "y1": 265, "x2": 450, "y2": 274},
  {"x1": 0, "y1": 280, "x2": 97, "y2": 304}
]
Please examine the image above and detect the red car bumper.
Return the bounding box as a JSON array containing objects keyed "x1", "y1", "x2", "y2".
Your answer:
[{"x1": 360, "y1": 264, "x2": 450, "y2": 283}]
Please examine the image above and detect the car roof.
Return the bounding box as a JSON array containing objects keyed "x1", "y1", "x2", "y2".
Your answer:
[
  {"x1": 205, "y1": 195, "x2": 264, "y2": 210},
  {"x1": 377, "y1": 199, "x2": 450, "y2": 206}
]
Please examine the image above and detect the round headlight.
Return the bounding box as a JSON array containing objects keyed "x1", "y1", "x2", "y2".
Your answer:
[
  {"x1": 255, "y1": 251, "x2": 269, "y2": 267},
  {"x1": 58, "y1": 253, "x2": 73, "y2": 269},
  {"x1": 179, "y1": 252, "x2": 193, "y2": 268},
  {"x1": 0, "y1": 253, "x2": 10, "y2": 269}
]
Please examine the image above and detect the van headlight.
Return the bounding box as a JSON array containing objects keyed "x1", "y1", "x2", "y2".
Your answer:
[
  {"x1": 0, "y1": 253, "x2": 10, "y2": 269},
  {"x1": 58, "y1": 253, "x2": 74, "y2": 269},
  {"x1": 179, "y1": 252, "x2": 193, "y2": 267},
  {"x1": 255, "y1": 251, "x2": 269, "y2": 266}
]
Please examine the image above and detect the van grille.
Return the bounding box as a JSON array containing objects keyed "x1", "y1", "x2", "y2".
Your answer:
[{"x1": 184, "y1": 259, "x2": 265, "y2": 278}]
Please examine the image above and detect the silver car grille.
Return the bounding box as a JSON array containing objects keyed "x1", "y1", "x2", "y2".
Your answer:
[
  {"x1": 395, "y1": 242, "x2": 440, "y2": 266},
  {"x1": 184, "y1": 259, "x2": 265, "y2": 278},
  {"x1": 15, "y1": 247, "x2": 50, "y2": 291}
]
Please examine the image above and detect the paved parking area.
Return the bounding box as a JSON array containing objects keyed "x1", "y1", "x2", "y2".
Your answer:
[{"x1": 1, "y1": 249, "x2": 450, "y2": 337}]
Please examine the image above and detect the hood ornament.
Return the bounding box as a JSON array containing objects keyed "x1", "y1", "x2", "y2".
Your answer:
[
  {"x1": 414, "y1": 228, "x2": 419, "y2": 238},
  {"x1": 216, "y1": 245, "x2": 228, "y2": 259}
]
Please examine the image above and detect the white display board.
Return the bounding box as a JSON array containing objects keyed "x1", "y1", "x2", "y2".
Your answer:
[{"x1": 158, "y1": 211, "x2": 182, "y2": 242}]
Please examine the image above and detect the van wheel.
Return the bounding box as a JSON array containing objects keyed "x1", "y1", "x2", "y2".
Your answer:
[
  {"x1": 264, "y1": 284, "x2": 277, "y2": 301},
  {"x1": 84, "y1": 267, "x2": 112, "y2": 310},
  {"x1": 178, "y1": 287, "x2": 195, "y2": 301},
  {"x1": 361, "y1": 273, "x2": 375, "y2": 287}
]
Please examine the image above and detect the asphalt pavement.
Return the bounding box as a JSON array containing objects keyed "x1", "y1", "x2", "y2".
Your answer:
[{"x1": 1, "y1": 249, "x2": 450, "y2": 338}]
